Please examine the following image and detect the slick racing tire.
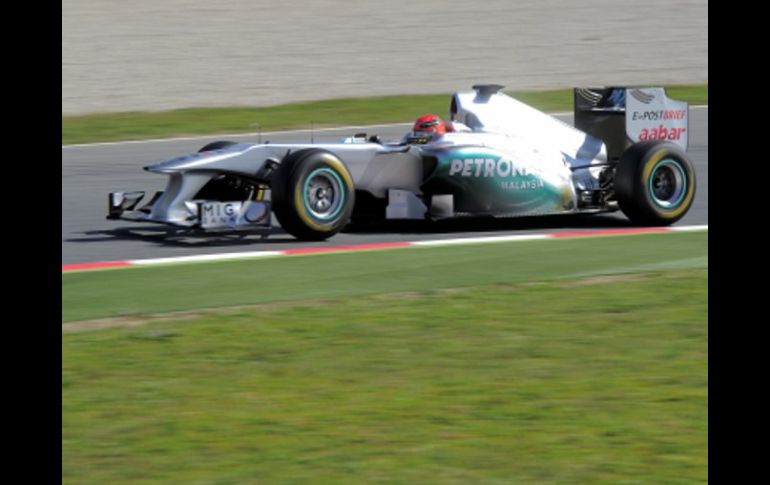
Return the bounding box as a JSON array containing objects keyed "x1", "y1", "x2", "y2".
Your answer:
[
  {"x1": 198, "y1": 140, "x2": 237, "y2": 152},
  {"x1": 272, "y1": 149, "x2": 356, "y2": 240},
  {"x1": 615, "y1": 140, "x2": 696, "y2": 226}
]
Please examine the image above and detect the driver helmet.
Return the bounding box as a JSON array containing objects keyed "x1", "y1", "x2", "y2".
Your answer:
[
  {"x1": 405, "y1": 114, "x2": 447, "y2": 144},
  {"x1": 414, "y1": 114, "x2": 447, "y2": 134}
]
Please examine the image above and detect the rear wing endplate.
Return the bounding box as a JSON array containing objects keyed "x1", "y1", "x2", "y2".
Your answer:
[{"x1": 574, "y1": 87, "x2": 689, "y2": 161}]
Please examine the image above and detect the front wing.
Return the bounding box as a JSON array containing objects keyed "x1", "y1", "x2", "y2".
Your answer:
[{"x1": 108, "y1": 191, "x2": 272, "y2": 231}]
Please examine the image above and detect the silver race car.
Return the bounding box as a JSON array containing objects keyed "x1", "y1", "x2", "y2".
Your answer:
[{"x1": 108, "y1": 85, "x2": 695, "y2": 240}]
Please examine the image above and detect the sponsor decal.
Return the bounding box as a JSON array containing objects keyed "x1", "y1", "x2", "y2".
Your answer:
[
  {"x1": 501, "y1": 179, "x2": 544, "y2": 190},
  {"x1": 631, "y1": 110, "x2": 687, "y2": 121},
  {"x1": 200, "y1": 201, "x2": 270, "y2": 228},
  {"x1": 576, "y1": 88, "x2": 603, "y2": 106},
  {"x1": 626, "y1": 88, "x2": 689, "y2": 150},
  {"x1": 201, "y1": 202, "x2": 240, "y2": 227},
  {"x1": 449, "y1": 158, "x2": 529, "y2": 178},
  {"x1": 244, "y1": 202, "x2": 268, "y2": 223},
  {"x1": 638, "y1": 124, "x2": 687, "y2": 141},
  {"x1": 629, "y1": 89, "x2": 656, "y2": 104},
  {"x1": 448, "y1": 157, "x2": 544, "y2": 190}
]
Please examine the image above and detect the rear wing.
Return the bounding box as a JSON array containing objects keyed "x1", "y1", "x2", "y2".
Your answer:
[{"x1": 574, "y1": 87, "x2": 689, "y2": 162}]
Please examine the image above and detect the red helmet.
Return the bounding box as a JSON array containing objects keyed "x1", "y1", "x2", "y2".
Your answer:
[{"x1": 413, "y1": 114, "x2": 447, "y2": 134}]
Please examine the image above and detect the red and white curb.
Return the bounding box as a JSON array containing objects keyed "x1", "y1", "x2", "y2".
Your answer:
[{"x1": 61, "y1": 225, "x2": 707, "y2": 273}]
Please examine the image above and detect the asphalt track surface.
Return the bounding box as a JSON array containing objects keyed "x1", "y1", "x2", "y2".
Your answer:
[{"x1": 62, "y1": 109, "x2": 708, "y2": 265}]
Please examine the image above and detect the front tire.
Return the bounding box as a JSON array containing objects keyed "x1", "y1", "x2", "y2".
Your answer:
[
  {"x1": 272, "y1": 149, "x2": 356, "y2": 240},
  {"x1": 615, "y1": 141, "x2": 696, "y2": 225}
]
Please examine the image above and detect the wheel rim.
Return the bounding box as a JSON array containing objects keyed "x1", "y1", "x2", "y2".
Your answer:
[
  {"x1": 303, "y1": 168, "x2": 345, "y2": 220},
  {"x1": 649, "y1": 158, "x2": 687, "y2": 209}
]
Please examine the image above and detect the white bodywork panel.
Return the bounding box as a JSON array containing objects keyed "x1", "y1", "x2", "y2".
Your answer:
[{"x1": 452, "y1": 90, "x2": 607, "y2": 168}]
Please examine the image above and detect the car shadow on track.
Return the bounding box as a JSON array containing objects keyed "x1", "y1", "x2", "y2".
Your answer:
[
  {"x1": 66, "y1": 226, "x2": 297, "y2": 248},
  {"x1": 66, "y1": 213, "x2": 634, "y2": 248}
]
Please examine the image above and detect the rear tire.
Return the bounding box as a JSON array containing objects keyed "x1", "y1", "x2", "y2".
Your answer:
[
  {"x1": 272, "y1": 149, "x2": 356, "y2": 240},
  {"x1": 615, "y1": 141, "x2": 696, "y2": 225}
]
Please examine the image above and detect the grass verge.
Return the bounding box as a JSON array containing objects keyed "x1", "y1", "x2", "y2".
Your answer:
[
  {"x1": 62, "y1": 231, "x2": 707, "y2": 322},
  {"x1": 62, "y1": 84, "x2": 708, "y2": 145},
  {"x1": 62, "y1": 268, "x2": 707, "y2": 483}
]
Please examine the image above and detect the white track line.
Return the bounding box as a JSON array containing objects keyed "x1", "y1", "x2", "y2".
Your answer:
[
  {"x1": 130, "y1": 250, "x2": 283, "y2": 266},
  {"x1": 670, "y1": 225, "x2": 709, "y2": 232},
  {"x1": 62, "y1": 123, "x2": 413, "y2": 149},
  {"x1": 411, "y1": 234, "x2": 550, "y2": 246}
]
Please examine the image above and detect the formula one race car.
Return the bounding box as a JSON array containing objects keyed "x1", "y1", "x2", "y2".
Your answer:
[{"x1": 108, "y1": 84, "x2": 695, "y2": 240}]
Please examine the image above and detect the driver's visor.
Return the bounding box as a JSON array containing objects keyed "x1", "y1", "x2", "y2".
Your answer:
[{"x1": 416, "y1": 120, "x2": 440, "y2": 130}]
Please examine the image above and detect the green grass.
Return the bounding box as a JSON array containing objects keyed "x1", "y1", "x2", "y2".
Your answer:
[
  {"x1": 62, "y1": 268, "x2": 708, "y2": 483},
  {"x1": 62, "y1": 231, "x2": 707, "y2": 322},
  {"x1": 61, "y1": 84, "x2": 708, "y2": 145}
]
